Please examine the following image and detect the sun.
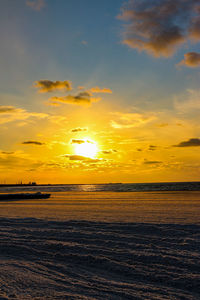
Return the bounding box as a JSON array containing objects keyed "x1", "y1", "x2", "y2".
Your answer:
[{"x1": 74, "y1": 139, "x2": 98, "y2": 158}]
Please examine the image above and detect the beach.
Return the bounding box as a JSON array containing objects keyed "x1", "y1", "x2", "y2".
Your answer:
[
  {"x1": 2, "y1": 0, "x2": 200, "y2": 298},
  {"x1": 0, "y1": 190, "x2": 199, "y2": 299},
  {"x1": 0, "y1": 190, "x2": 200, "y2": 223}
]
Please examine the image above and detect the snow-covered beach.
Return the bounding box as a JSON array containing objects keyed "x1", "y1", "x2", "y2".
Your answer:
[{"x1": 0, "y1": 190, "x2": 199, "y2": 299}]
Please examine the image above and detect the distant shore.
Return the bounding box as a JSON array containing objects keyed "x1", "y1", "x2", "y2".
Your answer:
[
  {"x1": 0, "y1": 181, "x2": 200, "y2": 187},
  {"x1": 0, "y1": 184, "x2": 52, "y2": 187}
]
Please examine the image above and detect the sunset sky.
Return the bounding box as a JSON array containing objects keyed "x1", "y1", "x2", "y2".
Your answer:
[{"x1": 1, "y1": 0, "x2": 200, "y2": 184}]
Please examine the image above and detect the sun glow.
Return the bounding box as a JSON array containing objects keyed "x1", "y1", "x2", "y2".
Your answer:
[{"x1": 74, "y1": 139, "x2": 98, "y2": 158}]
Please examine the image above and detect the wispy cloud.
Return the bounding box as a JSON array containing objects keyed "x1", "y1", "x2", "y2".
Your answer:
[
  {"x1": 118, "y1": 0, "x2": 200, "y2": 57},
  {"x1": 26, "y1": 0, "x2": 45, "y2": 11},
  {"x1": 0, "y1": 105, "x2": 48, "y2": 125},
  {"x1": 81, "y1": 40, "x2": 88, "y2": 46},
  {"x1": 111, "y1": 111, "x2": 156, "y2": 129},
  {"x1": 64, "y1": 154, "x2": 101, "y2": 163},
  {"x1": 173, "y1": 138, "x2": 200, "y2": 147},
  {"x1": 48, "y1": 115, "x2": 68, "y2": 125},
  {"x1": 49, "y1": 92, "x2": 100, "y2": 106},
  {"x1": 156, "y1": 123, "x2": 169, "y2": 128},
  {"x1": 177, "y1": 52, "x2": 200, "y2": 67},
  {"x1": 90, "y1": 87, "x2": 112, "y2": 94},
  {"x1": 174, "y1": 89, "x2": 200, "y2": 112},
  {"x1": 34, "y1": 80, "x2": 72, "y2": 93},
  {"x1": 0, "y1": 151, "x2": 40, "y2": 170}
]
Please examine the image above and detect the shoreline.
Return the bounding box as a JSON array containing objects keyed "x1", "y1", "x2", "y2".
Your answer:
[{"x1": 1, "y1": 180, "x2": 200, "y2": 187}]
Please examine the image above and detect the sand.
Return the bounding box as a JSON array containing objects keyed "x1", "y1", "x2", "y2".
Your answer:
[{"x1": 0, "y1": 191, "x2": 199, "y2": 299}]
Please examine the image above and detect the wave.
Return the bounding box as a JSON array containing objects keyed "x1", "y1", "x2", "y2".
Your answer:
[{"x1": 0, "y1": 218, "x2": 199, "y2": 299}]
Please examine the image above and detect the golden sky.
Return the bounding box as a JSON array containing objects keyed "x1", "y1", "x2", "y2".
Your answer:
[{"x1": 1, "y1": 0, "x2": 200, "y2": 183}]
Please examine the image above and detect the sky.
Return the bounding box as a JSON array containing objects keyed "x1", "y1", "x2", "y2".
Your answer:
[{"x1": 1, "y1": 0, "x2": 200, "y2": 184}]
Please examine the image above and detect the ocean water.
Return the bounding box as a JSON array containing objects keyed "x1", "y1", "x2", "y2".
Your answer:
[
  {"x1": 1, "y1": 181, "x2": 200, "y2": 193},
  {"x1": 0, "y1": 183, "x2": 199, "y2": 299}
]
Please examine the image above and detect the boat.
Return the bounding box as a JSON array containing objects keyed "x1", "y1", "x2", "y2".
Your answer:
[{"x1": 0, "y1": 192, "x2": 51, "y2": 201}]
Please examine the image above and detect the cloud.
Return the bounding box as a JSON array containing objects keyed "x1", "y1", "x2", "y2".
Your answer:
[
  {"x1": 111, "y1": 111, "x2": 156, "y2": 129},
  {"x1": 174, "y1": 89, "x2": 200, "y2": 112},
  {"x1": 0, "y1": 106, "x2": 17, "y2": 113},
  {"x1": 71, "y1": 139, "x2": 93, "y2": 145},
  {"x1": 90, "y1": 87, "x2": 112, "y2": 94},
  {"x1": 1, "y1": 151, "x2": 15, "y2": 155},
  {"x1": 71, "y1": 139, "x2": 85, "y2": 144},
  {"x1": 64, "y1": 155, "x2": 89, "y2": 161},
  {"x1": 22, "y1": 141, "x2": 45, "y2": 145},
  {"x1": 48, "y1": 115, "x2": 68, "y2": 125},
  {"x1": 101, "y1": 149, "x2": 118, "y2": 154},
  {"x1": 173, "y1": 138, "x2": 200, "y2": 147},
  {"x1": 50, "y1": 92, "x2": 100, "y2": 106},
  {"x1": 45, "y1": 102, "x2": 61, "y2": 107},
  {"x1": 64, "y1": 154, "x2": 101, "y2": 163},
  {"x1": 118, "y1": 0, "x2": 200, "y2": 57},
  {"x1": 156, "y1": 123, "x2": 169, "y2": 127},
  {"x1": 177, "y1": 52, "x2": 200, "y2": 67},
  {"x1": 71, "y1": 127, "x2": 88, "y2": 133},
  {"x1": 148, "y1": 145, "x2": 157, "y2": 151},
  {"x1": 0, "y1": 105, "x2": 48, "y2": 125},
  {"x1": 143, "y1": 160, "x2": 162, "y2": 165},
  {"x1": 0, "y1": 151, "x2": 40, "y2": 170},
  {"x1": 26, "y1": 0, "x2": 45, "y2": 11},
  {"x1": 34, "y1": 80, "x2": 72, "y2": 93},
  {"x1": 81, "y1": 40, "x2": 88, "y2": 45}
]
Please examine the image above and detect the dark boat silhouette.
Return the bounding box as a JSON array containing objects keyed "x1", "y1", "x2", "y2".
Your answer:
[{"x1": 0, "y1": 192, "x2": 51, "y2": 201}]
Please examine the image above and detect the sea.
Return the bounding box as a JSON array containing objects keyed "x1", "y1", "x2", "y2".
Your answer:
[
  {"x1": 0, "y1": 182, "x2": 199, "y2": 299},
  {"x1": 1, "y1": 181, "x2": 200, "y2": 192}
]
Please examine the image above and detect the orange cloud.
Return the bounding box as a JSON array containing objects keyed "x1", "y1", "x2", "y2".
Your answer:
[
  {"x1": 90, "y1": 87, "x2": 112, "y2": 94},
  {"x1": 178, "y1": 52, "x2": 200, "y2": 67},
  {"x1": 34, "y1": 80, "x2": 72, "y2": 93},
  {"x1": 71, "y1": 127, "x2": 88, "y2": 133},
  {"x1": 118, "y1": 0, "x2": 200, "y2": 57},
  {"x1": 49, "y1": 92, "x2": 100, "y2": 106},
  {"x1": 1, "y1": 151, "x2": 15, "y2": 155},
  {"x1": 0, "y1": 106, "x2": 17, "y2": 113},
  {"x1": 111, "y1": 111, "x2": 156, "y2": 129},
  {"x1": 101, "y1": 149, "x2": 117, "y2": 154},
  {"x1": 71, "y1": 139, "x2": 85, "y2": 144},
  {"x1": 71, "y1": 139, "x2": 93, "y2": 144},
  {"x1": 148, "y1": 145, "x2": 157, "y2": 151},
  {"x1": 0, "y1": 105, "x2": 48, "y2": 125}
]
